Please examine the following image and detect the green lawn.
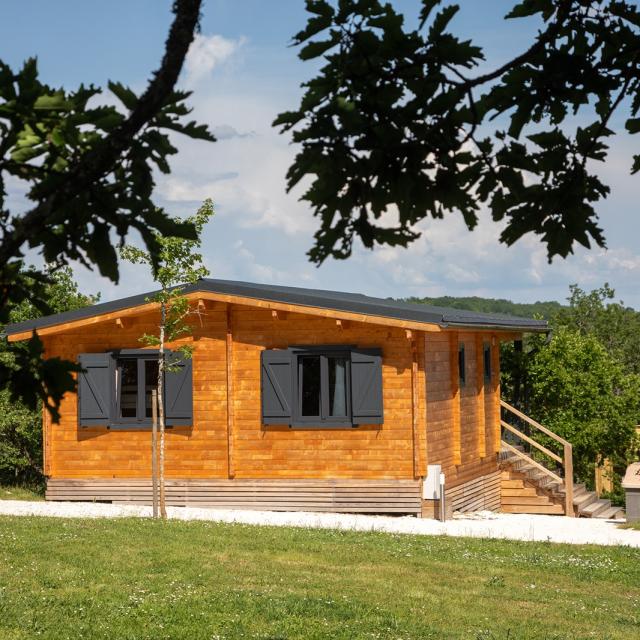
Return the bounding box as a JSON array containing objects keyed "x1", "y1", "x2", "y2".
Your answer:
[
  {"x1": 0, "y1": 485, "x2": 43, "y2": 501},
  {"x1": 0, "y1": 517, "x2": 639, "y2": 639},
  {"x1": 621, "y1": 521, "x2": 640, "y2": 531}
]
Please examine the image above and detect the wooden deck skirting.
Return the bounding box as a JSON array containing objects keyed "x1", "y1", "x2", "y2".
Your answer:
[
  {"x1": 46, "y1": 478, "x2": 423, "y2": 514},
  {"x1": 447, "y1": 471, "x2": 501, "y2": 513}
]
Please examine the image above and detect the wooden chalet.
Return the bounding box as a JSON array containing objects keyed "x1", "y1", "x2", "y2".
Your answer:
[{"x1": 7, "y1": 279, "x2": 617, "y2": 518}]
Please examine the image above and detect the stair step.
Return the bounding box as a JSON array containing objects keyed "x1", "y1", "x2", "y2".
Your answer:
[
  {"x1": 595, "y1": 505, "x2": 625, "y2": 520},
  {"x1": 574, "y1": 483, "x2": 586, "y2": 495},
  {"x1": 527, "y1": 469, "x2": 553, "y2": 483},
  {"x1": 502, "y1": 495, "x2": 555, "y2": 506},
  {"x1": 573, "y1": 491, "x2": 598, "y2": 509},
  {"x1": 580, "y1": 499, "x2": 612, "y2": 518},
  {"x1": 544, "y1": 481, "x2": 564, "y2": 494},
  {"x1": 553, "y1": 483, "x2": 586, "y2": 497},
  {"x1": 502, "y1": 504, "x2": 565, "y2": 515},
  {"x1": 502, "y1": 488, "x2": 539, "y2": 497}
]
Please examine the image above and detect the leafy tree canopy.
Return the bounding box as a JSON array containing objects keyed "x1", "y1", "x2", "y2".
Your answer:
[
  {"x1": 0, "y1": 267, "x2": 96, "y2": 485},
  {"x1": 555, "y1": 283, "x2": 640, "y2": 375},
  {"x1": 120, "y1": 198, "x2": 213, "y2": 358},
  {"x1": 276, "y1": 0, "x2": 640, "y2": 264},
  {"x1": 0, "y1": 0, "x2": 213, "y2": 415},
  {"x1": 526, "y1": 326, "x2": 640, "y2": 481}
]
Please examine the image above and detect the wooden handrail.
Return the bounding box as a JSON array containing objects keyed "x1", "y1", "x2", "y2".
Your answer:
[
  {"x1": 500, "y1": 420, "x2": 563, "y2": 463},
  {"x1": 501, "y1": 400, "x2": 575, "y2": 517},
  {"x1": 501, "y1": 441, "x2": 563, "y2": 484},
  {"x1": 564, "y1": 443, "x2": 574, "y2": 517},
  {"x1": 500, "y1": 400, "x2": 571, "y2": 447}
]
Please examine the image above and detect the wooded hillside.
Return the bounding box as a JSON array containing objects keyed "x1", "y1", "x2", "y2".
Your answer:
[{"x1": 403, "y1": 296, "x2": 563, "y2": 319}]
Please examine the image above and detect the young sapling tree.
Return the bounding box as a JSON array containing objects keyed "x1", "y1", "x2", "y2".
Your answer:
[{"x1": 121, "y1": 199, "x2": 213, "y2": 517}]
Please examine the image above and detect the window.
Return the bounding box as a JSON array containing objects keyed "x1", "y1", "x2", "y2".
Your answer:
[
  {"x1": 297, "y1": 350, "x2": 351, "y2": 426},
  {"x1": 261, "y1": 346, "x2": 383, "y2": 428},
  {"x1": 115, "y1": 355, "x2": 159, "y2": 424},
  {"x1": 78, "y1": 350, "x2": 193, "y2": 429},
  {"x1": 458, "y1": 343, "x2": 466, "y2": 387},
  {"x1": 483, "y1": 342, "x2": 492, "y2": 382}
]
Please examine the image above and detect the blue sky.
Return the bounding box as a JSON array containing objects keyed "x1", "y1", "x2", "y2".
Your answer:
[{"x1": 2, "y1": 1, "x2": 638, "y2": 307}]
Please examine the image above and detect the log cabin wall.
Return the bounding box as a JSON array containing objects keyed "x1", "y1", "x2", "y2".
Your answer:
[
  {"x1": 41, "y1": 298, "x2": 505, "y2": 515},
  {"x1": 424, "y1": 331, "x2": 501, "y2": 493},
  {"x1": 42, "y1": 301, "x2": 428, "y2": 482}
]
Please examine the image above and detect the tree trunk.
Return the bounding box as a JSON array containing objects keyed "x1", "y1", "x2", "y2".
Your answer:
[
  {"x1": 151, "y1": 388, "x2": 159, "y2": 518},
  {"x1": 158, "y1": 304, "x2": 167, "y2": 519}
]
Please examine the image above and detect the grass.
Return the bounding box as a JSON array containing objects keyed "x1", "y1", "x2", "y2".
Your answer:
[
  {"x1": 620, "y1": 521, "x2": 640, "y2": 530},
  {"x1": 0, "y1": 485, "x2": 43, "y2": 501},
  {"x1": 0, "y1": 517, "x2": 639, "y2": 640}
]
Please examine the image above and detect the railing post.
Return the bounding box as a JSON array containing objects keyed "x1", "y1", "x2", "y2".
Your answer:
[{"x1": 564, "y1": 443, "x2": 574, "y2": 517}]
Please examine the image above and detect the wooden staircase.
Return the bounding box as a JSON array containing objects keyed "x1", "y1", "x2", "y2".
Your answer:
[{"x1": 499, "y1": 401, "x2": 625, "y2": 519}]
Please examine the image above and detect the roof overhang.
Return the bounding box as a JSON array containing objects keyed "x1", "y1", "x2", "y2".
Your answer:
[{"x1": 3, "y1": 279, "x2": 549, "y2": 341}]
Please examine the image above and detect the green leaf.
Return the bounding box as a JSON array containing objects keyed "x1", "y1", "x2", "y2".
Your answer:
[
  {"x1": 305, "y1": 0, "x2": 334, "y2": 18},
  {"x1": 294, "y1": 14, "x2": 333, "y2": 42},
  {"x1": 85, "y1": 223, "x2": 119, "y2": 282},
  {"x1": 527, "y1": 129, "x2": 566, "y2": 150},
  {"x1": 429, "y1": 5, "x2": 459, "y2": 38},
  {"x1": 108, "y1": 81, "x2": 138, "y2": 110},
  {"x1": 272, "y1": 110, "x2": 302, "y2": 128},
  {"x1": 419, "y1": 0, "x2": 443, "y2": 29},
  {"x1": 33, "y1": 92, "x2": 70, "y2": 110},
  {"x1": 10, "y1": 144, "x2": 44, "y2": 163},
  {"x1": 335, "y1": 96, "x2": 355, "y2": 112},
  {"x1": 625, "y1": 117, "x2": 640, "y2": 134},
  {"x1": 299, "y1": 38, "x2": 337, "y2": 60},
  {"x1": 93, "y1": 110, "x2": 123, "y2": 130},
  {"x1": 506, "y1": 0, "x2": 554, "y2": 19}
]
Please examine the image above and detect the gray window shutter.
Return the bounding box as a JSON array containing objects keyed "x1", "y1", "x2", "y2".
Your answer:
[
  {"x1": 164, "y1": 354, "x2": 193, "y2": 426},
  {"x1": 350, "y1": 348, "x2": 383, "y2": 425},
  {"x1": 261, "y1": 349, "x2": 293, "y2": 425},
  {"x1": 78, "y1": 353, "x2": 113, "y2": 426}
]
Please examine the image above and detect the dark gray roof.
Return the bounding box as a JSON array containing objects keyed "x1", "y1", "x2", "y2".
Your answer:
[{"x1": 3, "y1": 278, "x2": 548, "y2": 336}]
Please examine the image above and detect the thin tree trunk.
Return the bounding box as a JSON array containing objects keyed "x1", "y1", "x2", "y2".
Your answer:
[
  {"x1": 151, "y1": 388, "x2": 159, "y2": 518},
  {"x1": 158, "y1": 304, "x2": 167, "y2": 519}
]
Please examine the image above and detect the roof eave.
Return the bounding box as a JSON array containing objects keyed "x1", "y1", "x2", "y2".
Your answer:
[{"x1": 443, "y1": 321, "x2": 548, "y2": 333}]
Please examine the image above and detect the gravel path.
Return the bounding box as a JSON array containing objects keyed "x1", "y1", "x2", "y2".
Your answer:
[{"x1": 0, "y1": 500, "x2": 637, "y2": 547}]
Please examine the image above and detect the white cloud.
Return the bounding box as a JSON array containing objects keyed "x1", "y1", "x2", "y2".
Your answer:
[{"x1": 184, "y1": 34, "x2": 246, "y2": 86}]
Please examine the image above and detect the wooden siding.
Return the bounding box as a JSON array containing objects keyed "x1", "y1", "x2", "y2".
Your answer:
[
  {"x1": 424, "y1": 332, "x2": 501, "y2": 490},
  {"x1": 43, "y1": 302, "x2": 427, "y2": 481},
  {"x1": 46, "y1": 478, "x2": 421, "y2": 514},
  {"x1": 41, "y1": 299, "x2": 506, "y2": 514}
]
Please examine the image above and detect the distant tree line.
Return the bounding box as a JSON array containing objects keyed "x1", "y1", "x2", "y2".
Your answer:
[{"x1": 404, "y1": 295, "x2": 563, "y2": 320}]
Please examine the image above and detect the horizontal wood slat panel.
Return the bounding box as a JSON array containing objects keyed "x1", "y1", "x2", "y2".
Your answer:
[
  {"x1": 446, "y1": 471, "x2": 501, "y2": 513},
  {"x1": 46, "y1": 478, "x2": 421, "y2": 514}
]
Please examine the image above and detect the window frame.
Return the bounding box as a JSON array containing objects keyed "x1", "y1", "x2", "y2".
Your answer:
[
  {"x1": 291, "y1": 345, "x2": 353, "y2": 429},
  {"x1": 458, "y1": 342, "x2": 466, "y2": 387},
  {"x1": 483, "y1": 342, "x2": 492, "y2": 383},
  {"x1": 110, "y1": 349, "x2": 165, "y2": 431}
]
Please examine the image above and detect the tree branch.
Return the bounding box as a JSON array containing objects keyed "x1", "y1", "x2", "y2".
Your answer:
[
  {"x1": 0, "y1": 0, "x2": 202, "y2": 269},
  {"x1": 451, "y1": 3, "x2": 572, "y2": 92}
]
